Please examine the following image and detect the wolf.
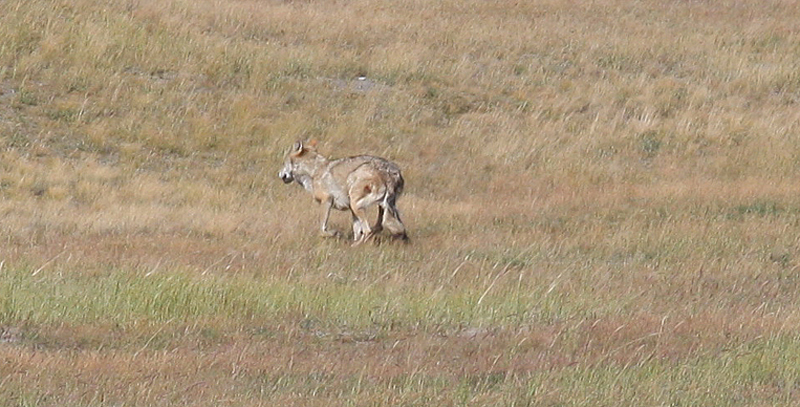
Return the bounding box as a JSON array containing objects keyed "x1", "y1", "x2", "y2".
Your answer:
[{"x1": 278, "y1": 140, "x2": 408, "y2": 245}]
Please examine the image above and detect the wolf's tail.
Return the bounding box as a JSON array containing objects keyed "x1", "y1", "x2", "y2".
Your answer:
[{"x1": 395, "y1": 172, "x2": 404, "y2": 197}]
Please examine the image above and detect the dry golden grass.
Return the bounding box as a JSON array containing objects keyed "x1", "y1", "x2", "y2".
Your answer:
[{"x1": 3, "y1": 0, "x2": 800, "y2": 405}]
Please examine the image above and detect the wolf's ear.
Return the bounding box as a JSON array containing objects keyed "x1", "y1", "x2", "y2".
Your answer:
[{"x1": 292, "y1": 141, "x2": 304, "y2": 154}]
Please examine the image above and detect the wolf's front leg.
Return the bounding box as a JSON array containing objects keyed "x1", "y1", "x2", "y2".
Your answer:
[{"x1": 319, "y1": 199, "x2": 340, "y2": 238}]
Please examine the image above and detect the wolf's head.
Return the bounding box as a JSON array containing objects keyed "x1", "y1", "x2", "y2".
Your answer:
[{"x1": 278, "y1": 140, "x2": 321, "y2": 190}]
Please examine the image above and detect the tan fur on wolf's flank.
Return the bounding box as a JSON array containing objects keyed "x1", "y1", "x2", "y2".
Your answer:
[{"x1": 279, "y1": 141, "x2": 408, "y2": 245}]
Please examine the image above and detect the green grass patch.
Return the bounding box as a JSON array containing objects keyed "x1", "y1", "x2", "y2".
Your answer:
[{"x1": 0, "y1": 264, "x2": 575, "y2": 333}]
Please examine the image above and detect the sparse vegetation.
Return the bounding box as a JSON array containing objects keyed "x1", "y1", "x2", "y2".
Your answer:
[{"x1": 2, "y1": 0, "x2": 800, "y2": 405}]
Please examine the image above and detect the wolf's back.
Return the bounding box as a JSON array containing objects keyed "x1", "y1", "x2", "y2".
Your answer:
[
  {"x1": 365, "y1": 156, "x2": 404, "y2": 197},
  {"x1": 329, "y1": 155, "x2": 404, "y2": 198}
]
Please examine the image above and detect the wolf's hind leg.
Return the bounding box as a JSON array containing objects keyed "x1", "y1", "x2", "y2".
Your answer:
[
  {"x1": 372, "y1": 206, "x2": 384, "y2": 235},
  {"x1": 351, "y1": 212, "x2": 365, "y2": 241},
  {"x1": 382, "y1": 198, "x2": 408, "y2": 242},
  {"x1": 348, "y1": 181, "x2": 383, "y2": 245},
  {"x1": 350, "y1": 206, "x2": 372, "y2": 246}
]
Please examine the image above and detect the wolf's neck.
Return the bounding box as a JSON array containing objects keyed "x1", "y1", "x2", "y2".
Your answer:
[
  {"x1": 298, "y1": 155, "x2": 329, "y2": 192},
  {"x1": 309, "y1": 155, "x2": 329, "y2": 175},
  {"x1": 296, "y1": 174, "x2": 314, "y2": 192}
]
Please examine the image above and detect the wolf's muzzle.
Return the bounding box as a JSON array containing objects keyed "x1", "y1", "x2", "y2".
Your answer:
[{"x1": 279, "y1": 171, "x2": 293, "y2": 184}]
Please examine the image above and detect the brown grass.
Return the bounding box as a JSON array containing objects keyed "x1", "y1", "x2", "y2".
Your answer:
[{"x1": 3, "y1": 0, "x2": 800, "y2": 405}]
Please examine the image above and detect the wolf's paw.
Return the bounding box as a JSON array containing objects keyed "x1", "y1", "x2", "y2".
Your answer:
[
  {"x1": 320, "y1": 230, "x2": 342, "y2": 238},
  {"x1": 393, "y1": 233, "x2": 410, "y2": 244},
  {"x1": 352, "y1": 234, "x2": 373, "y2": 247}
]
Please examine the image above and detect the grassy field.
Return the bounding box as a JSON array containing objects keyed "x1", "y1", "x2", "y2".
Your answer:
[{"x1": 3, "y1": 0, "x2": 800, "y2": 405}]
